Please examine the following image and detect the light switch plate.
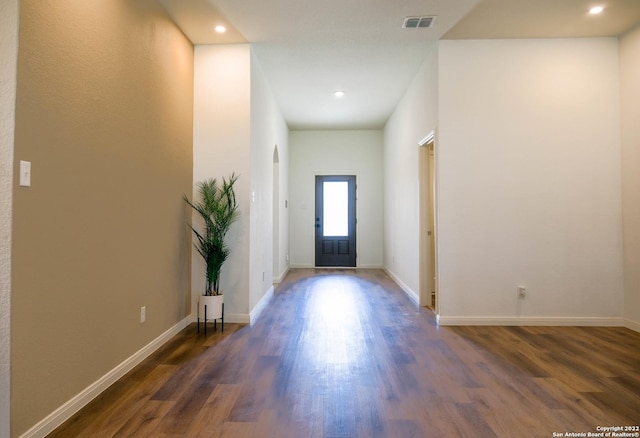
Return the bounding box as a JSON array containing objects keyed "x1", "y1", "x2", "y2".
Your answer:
[{"x1": 19, "y1": 160, "x2": 31, "y2": 187}]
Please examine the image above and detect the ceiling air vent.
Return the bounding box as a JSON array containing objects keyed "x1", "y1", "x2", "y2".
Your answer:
[{"x1": 402, "y1": 16, "x2": 436, "y2": 29}]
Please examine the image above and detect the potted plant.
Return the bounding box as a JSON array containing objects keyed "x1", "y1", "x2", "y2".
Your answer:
[{"x1": 184, "y1": 173, "x2": 239, "y2": 333}]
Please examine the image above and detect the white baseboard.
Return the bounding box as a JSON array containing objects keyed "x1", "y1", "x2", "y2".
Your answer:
[
  {"x1": 273, "y1": 266, "x2": 290, "y2": 284},
  {"x1": 287, "y1": 264, "x2": 383, "y2": 270},
  {"x1": 437, "y1": 316, "x2": 626, "y2": 327},
  {"x1": 223, "y1": 314, "x2": 250, "y2": 324},
  {"x1": 20, "y1": 316, "x2": 191, "y2": 438},
  {"x1": 250, "y1": 286, "x2": 274, "y2": 324},
  {"x1": 625, "y1": 318, "x2": 640, "y2": 333},
  {"x1": 383, "y1": 267, "x2": 419, "y2": 305},
  {"x1": 187, "y1": 307, "x2": 250, "y2": 324},
  {"x1": 188, "y1": 311, "x2": 249, "y2": 325}
]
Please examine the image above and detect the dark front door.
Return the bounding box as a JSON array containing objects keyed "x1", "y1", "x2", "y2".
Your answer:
[{"x1": 315, "y1": 175, "x2": 356, "y2": 267}]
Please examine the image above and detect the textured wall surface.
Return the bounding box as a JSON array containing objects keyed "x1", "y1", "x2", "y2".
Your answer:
[
  {"x1": 11, "y1": 1, "x2": 193, "y2": 435},
  {"x1": 0, "y1": 1, "x2": 18, "y2": 436}
]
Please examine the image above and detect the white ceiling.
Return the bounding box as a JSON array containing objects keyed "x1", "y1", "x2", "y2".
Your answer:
[{"x1": 159, "y1": 0, "x2": 640, "y2": 130}]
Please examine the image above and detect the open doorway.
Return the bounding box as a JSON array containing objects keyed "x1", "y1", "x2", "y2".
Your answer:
[
  {"x1": 419, "y1": 132, "x2": 437, "y2": 310},
  {"x1": 273, "y1": 146, "x2": 280, "y2": 281}
]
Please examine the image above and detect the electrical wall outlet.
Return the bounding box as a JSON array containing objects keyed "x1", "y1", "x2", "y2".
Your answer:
[
  {"x1": 140, "y1": 306, "x2": 146, "y2": 323},
  {"x1": 518, "y1": 286, "x2": 526, "y2": 298}
]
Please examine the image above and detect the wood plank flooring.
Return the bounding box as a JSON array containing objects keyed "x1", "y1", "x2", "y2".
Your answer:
[{"x1": 49, "y1": 269, "x2": 640, "y2": 437}]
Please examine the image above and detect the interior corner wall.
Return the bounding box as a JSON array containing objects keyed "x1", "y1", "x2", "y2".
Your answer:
[
  {"x1": 620, "y1": 25, "x2": 640, "y2": 331},
  {"x1": 289, "y1": 130, "x2": 383, "y2": 268},
  {"x1": 0, "y1": 1, "x2": 19, "y2": 435},
  {"x1": 249, "y1": 50, "x2": 289, "y2": 311},
  {"x1": 437, "y1": 38, "x2": 623, "y2": 323},
  {"x1": 193, "y1": 44, "x2": 251, "y2": 320},
  {"x1": 383, "y1": 43, "x2": 438, "y2": 297},
  {"x1": 11, "y1": 1, "x2": 193, "y2": 435}
]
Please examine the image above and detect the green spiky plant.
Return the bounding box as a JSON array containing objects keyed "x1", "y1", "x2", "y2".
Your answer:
[{"x1": 184, "y1": 173, "x2": 239, "y2": 296}]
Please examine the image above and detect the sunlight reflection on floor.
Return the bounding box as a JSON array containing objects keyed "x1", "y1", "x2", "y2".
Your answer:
[{"x1": 302, "y1": 275, "x2": 367, "y2": 368}]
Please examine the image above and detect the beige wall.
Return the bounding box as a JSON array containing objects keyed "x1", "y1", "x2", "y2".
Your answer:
[
  {"x1": 11, "y1": 1, "x2": 194, "y2": 435},
  {"x1": 193, "y1": 44, "x2": 252, "y2": 320},
  {"x1": 249, "y1": 51, "x2": 289, "y2": 308},
  {"x1": 437, "y1": 38, "x2": 623, "y2": 324},
  {"x1": 1, "y1": 0, "x2": 19, "y2": 435},
  {"x1": 192, "y1": 44, "x2": 289, "y2": 323},
  {"x1": 289, "y1": 130, "x2": 384, "y2": 269},
  {"x1": 383, "y1": 43, "x2": 439, "y2": 301},
  {"x1": 620, "y1": 25, "x2": 640, "y2": 331}
]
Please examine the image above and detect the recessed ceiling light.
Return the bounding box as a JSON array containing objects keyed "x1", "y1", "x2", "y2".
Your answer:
[
  {"x1": 589, "y1": 6, "x2": 604, "y2": 14},
  {"x1": 214, "y1": 25, "x2": 227, "y2": 33},
  {"x1": 333, "y1": 90, "x2": 346, "y2": 98}
]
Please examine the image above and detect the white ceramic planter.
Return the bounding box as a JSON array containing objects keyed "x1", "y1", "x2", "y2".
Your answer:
[
  {"x1": 198, "y1": 294, "x2": 223, "y2": 320},
  {"x1": 197, "y1": 294, "x2": 224, "y2": 334}
]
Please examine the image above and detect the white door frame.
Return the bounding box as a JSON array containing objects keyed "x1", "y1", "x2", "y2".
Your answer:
[{"x1": 418, "y1": 131, "x2": 438, "y2": 311}]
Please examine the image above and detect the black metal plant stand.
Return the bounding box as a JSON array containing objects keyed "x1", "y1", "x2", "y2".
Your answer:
[{"x1": 197, "y1": 302, "x2": 224, "y2": 335}]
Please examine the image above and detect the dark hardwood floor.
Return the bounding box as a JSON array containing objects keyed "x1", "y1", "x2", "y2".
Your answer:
[{"x1": 49, "y1": 269, "x2": 640, "y2": 437}]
